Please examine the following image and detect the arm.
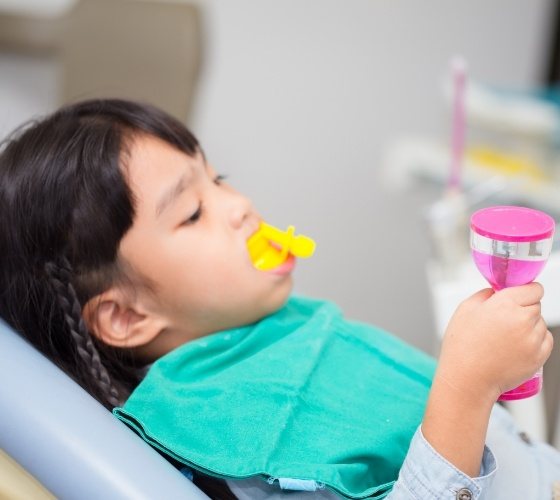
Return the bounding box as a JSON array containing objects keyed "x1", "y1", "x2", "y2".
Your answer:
[
  {"x1": 424, "y1": 283, "x2": 551, "y2": 475},
  {"x1": 390, "y1": 283, "x2": 552, "y2": 499}
]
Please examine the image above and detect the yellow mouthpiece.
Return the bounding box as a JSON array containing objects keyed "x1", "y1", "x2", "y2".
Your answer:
[{"x1": 247, "y1": 222, "x2": 316, "y2": 271}]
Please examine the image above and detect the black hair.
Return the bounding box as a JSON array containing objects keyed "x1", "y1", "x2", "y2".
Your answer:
[{"x1": 0, "y1": 99, "x2": 200, "y2": 410}]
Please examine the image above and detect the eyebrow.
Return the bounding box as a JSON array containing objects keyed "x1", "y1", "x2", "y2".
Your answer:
[{"x1": 155, "y1": 173, "x2": 190, "y2": 218}]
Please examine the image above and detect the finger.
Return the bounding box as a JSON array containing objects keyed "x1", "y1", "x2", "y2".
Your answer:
[
  {"x1": 468, "y1": 287, "x2": 495, "y2": 304},
  {"x1": 524, "y1": 303, "x2": 542, "y2": 322},
  {"x1": 534, "y1": 317, "x2": 549, "y2": 338},
  {"x1": 538, "y1": 330, "x2": 554, "y2": 364},
  {"x1": 501, "y1": 282, "x2": 544, "y2": 306}
]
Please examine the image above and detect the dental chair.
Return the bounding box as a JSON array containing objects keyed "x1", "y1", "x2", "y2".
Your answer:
[{"x1": 0, "y1": 318, "x2": 208, "y2": 499}]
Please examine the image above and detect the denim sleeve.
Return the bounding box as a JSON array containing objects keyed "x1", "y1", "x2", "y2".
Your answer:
[{"x1": 387, "y1": 426, "x2": 497, "y2": 499}]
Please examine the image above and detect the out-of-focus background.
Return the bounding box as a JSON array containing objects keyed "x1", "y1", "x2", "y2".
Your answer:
[{"x1": 2, "y1": 0, "x2": 560, "y2": 440}]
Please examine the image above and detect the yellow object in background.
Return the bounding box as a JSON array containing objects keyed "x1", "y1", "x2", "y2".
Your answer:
[
  {"x1": 247, "y1": 222, "x2": 316, "y2": 271},
  {"x1": 467, "y1": 146, "x2": 549, "y2": 182},
  {"x1": 0, "y1": 449, "x2": 55, "y2": 500}
]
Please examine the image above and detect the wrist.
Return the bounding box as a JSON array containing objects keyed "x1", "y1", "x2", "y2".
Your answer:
[
  {"x1": 434, "y1": 363, "x2": 501, "y2": 407},
  {"x1": 422, "y1": 371, "x2": 495, "y2": 477}
]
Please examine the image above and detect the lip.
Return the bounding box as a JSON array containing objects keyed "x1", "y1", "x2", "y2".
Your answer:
[{"x1": 264, "y1": 254, "x2": 296, "y2": 275}]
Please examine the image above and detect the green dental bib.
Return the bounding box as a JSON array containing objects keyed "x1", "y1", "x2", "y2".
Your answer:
[{"x1": 114, "y1": 297, "x2": 435, "y2": 499}]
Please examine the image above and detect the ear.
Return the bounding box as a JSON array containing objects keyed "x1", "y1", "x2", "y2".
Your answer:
[{"x1": 83, "y1": 288, "x2": 167, "y2": 348}]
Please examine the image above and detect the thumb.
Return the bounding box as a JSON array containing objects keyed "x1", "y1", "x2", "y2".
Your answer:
[{"x1": 467, "y1": 287, "x2": 494, "y2": 304}]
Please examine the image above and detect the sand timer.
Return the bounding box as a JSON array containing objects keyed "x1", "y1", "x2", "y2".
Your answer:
[{"x1": 470, "y1": 206, "x2": 555, "y2": 400}]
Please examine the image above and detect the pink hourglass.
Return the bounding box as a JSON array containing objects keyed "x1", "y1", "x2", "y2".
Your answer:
[{"x1": 470, "y1": 206, "x2": 555, "y2": 401}]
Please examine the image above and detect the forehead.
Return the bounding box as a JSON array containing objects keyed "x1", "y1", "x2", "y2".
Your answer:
[{"x1": 123, "y1": 134, "x2": 203, "y2": 210}]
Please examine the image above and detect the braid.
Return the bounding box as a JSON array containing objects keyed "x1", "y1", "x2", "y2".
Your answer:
[{"x1": 44, "y1": 257, "x2": 122, "y2": 408}]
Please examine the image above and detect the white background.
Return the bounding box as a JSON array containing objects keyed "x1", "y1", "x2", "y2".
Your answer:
[{"x1": 1, "y1": 0, "x2": 555, "y2": 353}]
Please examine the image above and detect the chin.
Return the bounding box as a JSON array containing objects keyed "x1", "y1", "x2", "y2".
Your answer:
[
  {"x1": 265, "y1": 279, "x2": 293, "y2": 313},
  {"x1": 242, "y1": 281, "x2": 292, "y2": 325}
]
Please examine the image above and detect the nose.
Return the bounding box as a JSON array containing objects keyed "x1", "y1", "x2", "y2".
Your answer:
[{"x1": 227, "y1": 187, "x2": 256, "y2": 230}]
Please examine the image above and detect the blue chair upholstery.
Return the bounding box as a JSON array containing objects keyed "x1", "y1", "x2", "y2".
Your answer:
[{"x1": 0, "y1": 319, "x2": 208, "y2": 499}]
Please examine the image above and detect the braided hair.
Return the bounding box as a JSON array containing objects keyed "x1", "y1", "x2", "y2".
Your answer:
[
  {"x1": 44, "y1": 257, "x2": 121, "y2": 407},
  {"x1": 0, "y1": 99, "x2": 199, "y2": 409}
]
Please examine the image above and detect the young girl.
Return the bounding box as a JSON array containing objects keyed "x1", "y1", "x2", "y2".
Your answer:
[{"x1": 0, "y1": 98, "x2": 557, "y2": 499}]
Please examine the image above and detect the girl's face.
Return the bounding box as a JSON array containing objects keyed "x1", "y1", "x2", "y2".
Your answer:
[{"x1": 118, "y1": 134, "x2": 293, "y2": 355}]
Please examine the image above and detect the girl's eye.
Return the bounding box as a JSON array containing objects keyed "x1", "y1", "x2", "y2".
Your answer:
[
  {"x1": 182, "y1": 204, "x2": 203, "y2": 225},
  {"x1": 214, "y1": 174, "x2": 227, "y2": 185}
]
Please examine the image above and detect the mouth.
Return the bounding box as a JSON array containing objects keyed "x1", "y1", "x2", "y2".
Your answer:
[
  {"x1": 247, "y1": 234, "x2": 293, "y2": 272},
  {"x1": 246, "y1": 222, "x2": 314, "y2": 273},
  {"x1": 264, "y1": 253, "x2": 296, "y2": 275}
]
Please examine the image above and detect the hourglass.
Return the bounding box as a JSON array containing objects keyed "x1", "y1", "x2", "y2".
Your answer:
[{"x1": 470, "y1": 206, "x2": 555, "y2": 400}]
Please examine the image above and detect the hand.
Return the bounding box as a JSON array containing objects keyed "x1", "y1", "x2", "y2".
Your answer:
[{"x1": 437, "y1": 282, "x2": 553, "y2": 403}]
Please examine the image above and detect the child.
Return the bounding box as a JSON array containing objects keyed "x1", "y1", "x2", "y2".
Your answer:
[{"x1": 0, "y1": 98, "x2": 557, "y2": 499}]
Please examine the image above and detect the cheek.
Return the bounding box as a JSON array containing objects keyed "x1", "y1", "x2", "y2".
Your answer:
[
  {"x1": 171, "y1": 252, "x2": 245, "y2": 295},
  {"x1": 135, "y1": 230, "x2": 258, "y2": 304},
  {"x1": 198, "y1": 259, "x2": 251, "y2": 292}
]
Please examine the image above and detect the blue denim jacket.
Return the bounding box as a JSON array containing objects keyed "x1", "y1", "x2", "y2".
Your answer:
[
  {"x1": 389, "y1": 403, "x2": 560, "y2": 500},
  {"x1": 387, "y1": 426, "x2": 496, "y2": 499}
]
